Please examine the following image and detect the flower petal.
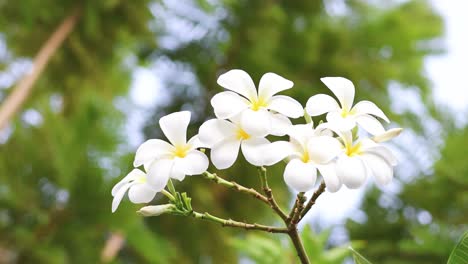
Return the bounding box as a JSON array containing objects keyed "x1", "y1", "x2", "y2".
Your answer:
[
  {"x1": 316, "y1": 164, "x2": 341, "y2": 192},
  {"x1": 174, "y1": 150, "x2": 209, "y2": 175},
  {"x1": 258, "y1": 72, "x2": 294, "y2": 100},
  {"x1": 211, "y1": 137, "x2": 241, "y2": 169},
  {"x1": 352, "y1": 100, "x2": 389, "y2": 122},
  {"x1": 372, "y1": 128, "x2": 403, "y2": 143},
  {"x1": 112, "y1": 182, "x2": 133, "y2": 213},
  {"x1": 355, "y1": 114, "x2": 385, "y2": 135},
  {"x1": 336, "y1": 155, "x2": 367, "y2": 189},
  {"x1": 287, "y1": 124, "x2": 315, "y2": 149},
  {"x1": 283, "y1": 159, "x2": 317, "y2": 192},
  {"x1": 217, "y1": 69, "x2": 258, "y2": 101},
  {"x1": 241, "y1": 137, "x2": 271, "y2": 166},
  {"x1": 361, "y1": 153, "x2": 393, "y2": 186},
  {"x1": 307, "y1": 136, "x2": 343, "y2": 164},
  {"x1": 305, "y1": 94, "x2": 340, "y2": 116},
  {"x1": 326, "y1": 111, "x2": 356, "y2": 131},
  {"x1": 320, "y1": 77, "x2": 355, "y2": 111},
  {"x1": 270, "y1": 113, "x2": 292, "y2": 136},
  {"x1": 134, "y1": 139, "x2": 174, "y2": 167},
  {"x1": 128, "y1": 183, "x2": 157, "y2": 204},
  {"x1": 112, "y1": 169, "x2": 144, "y2": 196},
  {"x1": 245, "y1": 139, "x2": 293, "y2": 166},
  {"x1": 147, "y1": 159, "x2": 173, "y2": 191},
  {"x1": 268, "y1": 95, "x2": 304, "y2": 118},
  {"x1": 364, "y1": 145, "x2": 398, "y2": 166},
  {"x1": 240, "y1": 109, "x2": 271, "y2": 137},
  {"x1": 159, "y1": 111, "x2": 191, "y2": 146},
  {"x1": 187, "y1": 135, "x2": 204, "y2": 149},
  {"x1": 211, "y1": 91, "x2": 250, "y2": 119},
  {"x1": 199, "y1": 119, "x2": 236, "y2": 147},
  {"x1": 170, "y1": 165, "x2": 186, "y2": 181}
]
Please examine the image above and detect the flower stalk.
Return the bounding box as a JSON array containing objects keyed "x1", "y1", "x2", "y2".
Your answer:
[
  {"x1": 300, "y1": 181, "x2": 326, "y2": 220},
  {"x1": 257, "y1": 167, "x2": 288, "y2": 221}
]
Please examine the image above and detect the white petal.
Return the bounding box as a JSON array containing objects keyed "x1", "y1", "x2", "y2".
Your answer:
[
  {"x1": 111, "y1": 169, "x2": 144, "y2": 196},
  {"x1": 307, "y1": 136, "x2": 343, "y2": 164},
  {"x1": 258, "y1": 72, "x2": 294, "y2": 100},
  {"x1": 355, "y1": 114, "x2": 385, "y2": 135},
  {"x1": 267, "y1": 95, "x2": 304, "y2": 118},
  {"x1": 159, "y1": 111, "x2": 191, "y2": 146},
  {"x1": 170, "y1": 165, "x2": 186, "y2": 181},
  {"x1": 134, "y1": 139, "x2": 174, "y2": 167},
  {"x1": 316, "y1": 164, "x2": 341, "y2": 192},
  {"x1": 247, "y1": 139, "x2": 293, "y2": 166},
  {"x1": 211, "y1": 137, "x2": 241, "y2": 169},
  {"x1": 361, "y1": 154, "x2": 393, "y2": 186},
  {"x1": 287, "y1": 124, "x2": 315, "y2": 149},
  {"x1": 187, "y1": 135, "x2": 204, "y2": 149},
  {"x1": 326, "y1": 111, "x2": 356, "y2": 131},
  {"x1": 283, "y1": 159, "x2": 317, "y2": 192},
  {"x1": 336, "y1": 156, "x2": 367, "y2": 189},
  {"x1": 240, "y1": 109, "x2": 271, "y2": 137},
  {"x1": 147, "y1": 159, "x2": 173, "y2": 191},
  {"x1": 241, "y1": 137, "x2": 271, "y2": 166},
  {"x1": 128, "y1": 184, "x2": 157, "y2": 204},
  {"x1": 320, "y1": 77, "x2": 355, "y2": 111},
  {"x1": 270, "y1": 113, "x2": 292, "y2": 136},
  {"x1": 198, "y1": 119, "x2": 236, "y2": 147},
  {"x1": 174, "y1": 150, "x2": 209, "y2": 175},
  {"x1": 372, "y1": 128, "x2": 403, "y2": 143},
  {"x1": 111, "y1": 182, "x2": 133, "y2": 213},
  {"x1": 364, "y1": 145, "x2": 398, "y2": 166},
  {"x1": 305, "y1": 94, "x2": 340, "y2": 116},
  {"x1": 211, "y1": 91, "x2": 249, "y2": 119},
  {"x1": 352, "y1": 100, "x2": 389, "y2": 122},
  {"x1": 217, "y1": 69, "x2": 258, "y2": 101}
]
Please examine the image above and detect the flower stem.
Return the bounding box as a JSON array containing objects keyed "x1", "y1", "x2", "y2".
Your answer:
[
  {"x1": 299, "y1": 181, "x2": 326, "y2": 220},
  {"x1": 287, "y1": 192, "x2": 307, "y2": 226},
  {"x1": 257, "y1": 167, "x2": 288, "y2": 221},
  {"x1": 161, "y1": 189, "x2": 175, "y2": 201},
  {"x1": 191, "y1": 211, "x2": 288, "y2": 233},
  {"x1": 202, "y1": 171, "x2": 270, "y2": 204},
  {"x1": 167, "y1": 179, "x2": 177, "y2": 195},
  {"x1": 288, "y1": 227, "x2": 310, "y2": 264},
  {"x1": 304, "y1": 110, "x2": 313, "y2": 124}
]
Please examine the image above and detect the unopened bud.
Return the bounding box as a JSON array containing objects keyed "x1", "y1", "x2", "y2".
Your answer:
[
  {"x1": 372, "y1": 128, "x2": 403, "y2": 143},
  {"x1": 137, "y1": 204, "x2": 175, "y2": 217}
]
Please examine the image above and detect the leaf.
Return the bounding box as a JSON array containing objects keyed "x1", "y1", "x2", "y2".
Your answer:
[
  {"x1": 447, "y1": 231, "x2": 468, "y2": 264},
  {"x1": 349, "y1": 247, "x2": 372, "y2": 264}
]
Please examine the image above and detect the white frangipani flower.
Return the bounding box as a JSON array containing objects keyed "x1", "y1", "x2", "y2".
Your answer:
[
  {"x1": 111, "y1": 169, "x2": 157, "y2": 213},
  {"x1": 306, "y1": 77, "x2": 389, "y2": 135},
  {"x1": 283, "y1": 124, "x2": 343, "y2": 192},
  {"x1": 372, "y1": 128, "x2": 403, "y2": 143},
  {"x1": 199, "y1": 113, "x2": 291, "y2": 169},
  {"x1": 212, "y1": 69, "x2": 304, "y2": 136},
  {"x1": 333, "y1": 130, "x2": 398, "y2": 189},
  {"x1": 133, "y1": 111, "x2": 209, "y2": 190}
]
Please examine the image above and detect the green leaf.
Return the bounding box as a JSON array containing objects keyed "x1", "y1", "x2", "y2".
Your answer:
[
  {"x1": 349, "y1": 247, "x2": 373, "y2": 264},
  {"x1": 447, "y1": 231, "x2": 468, "y2": 264}
]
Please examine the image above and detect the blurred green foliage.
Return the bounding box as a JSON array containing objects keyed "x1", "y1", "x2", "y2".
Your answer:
[{"x1": 1, "y1": 0, "x2": 464, "y2": 263}]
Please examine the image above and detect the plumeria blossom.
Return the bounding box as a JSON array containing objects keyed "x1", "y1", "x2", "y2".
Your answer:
[
  {"x1": 332, "y1": 129, "x2": 398, "y2": 189},
  {"x1": 111, "y1": 169, "x2": 158, "y2": 213},
  {"x1": 212, "y1": 69, "x2": 304, "y2": 136},
  {"x1": 306, "y1": 77, "x2": 389, "y2": 135},
  {"x1": 133, "y1": 111, "x2": 209, "y2": 190},
  {"x1": 199, "y1": 112, "x2": 292, "y2": 169},
  {"x1": 283, "y1": 124, "x2": 343, "y2": 192}
]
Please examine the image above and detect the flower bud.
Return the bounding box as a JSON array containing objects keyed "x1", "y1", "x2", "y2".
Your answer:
[
  {"x1": 372, "y1": 128, "x2": 403, "y2": 143},
  {"x1": 137, "y1": 204, "x2": 175, "y2": 217}
]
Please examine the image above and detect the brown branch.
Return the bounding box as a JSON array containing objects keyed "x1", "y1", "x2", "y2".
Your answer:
[
  {"x1": 257, "y1": 167, "x2": 288, "y2": 221},
  {"x1": 0, "y1": 7, "x2": 81, "y2": 130},
  {"x1": 299, "y1": 181, "x2": 326, "y2": 220},
  {"x1": 288, "y1": 227, "x2": 311, "y2": 264},
  {"x1": 288, "y1": 192, "x2": 307, "y2": 226}
]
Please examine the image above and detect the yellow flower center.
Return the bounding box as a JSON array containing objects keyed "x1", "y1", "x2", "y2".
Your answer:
[
  {"x1": 136, "y1": 175, "x2": 147, "y2": 184},
  {"x1": 250, "y1": 97, "x2": 268, "y2": 111},
  {"x1": 236, "y1": 128, "x2": 250, "y2": 140},
  {"x1": 172, "y1": 144, "x2": 191, "y2": 158},
  {"x1": 345, "y1": 141, "x2": 362, "y2": 157},
  {"x1": 301, "y1": 151, "x2": 310, "y2": 163},
  {"x1": 341, "y1": 108, "x2": 356, "y2": 118}
]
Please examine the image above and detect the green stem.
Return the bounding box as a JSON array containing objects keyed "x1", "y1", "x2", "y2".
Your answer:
[
  {"x1": 167, "y1": 179, "x2": 176, "y2": 195},
  {"x1": 304, "y1": 110, "x2": 312, "y2": 124},
  {"x1": 202, "y1": 171, "x2": 269, "y2": 204},
  {"x1": 300, "y1": 181, "x2": 326, "y2": 220},
  {"x1": 257, "y1": 167, "x2": 288, "y2": 221},
  {"x1": 191, "y1": 211, "x2": 288, "y2": 233},
  {"x1": 161, "y1": 189, "x2": 175, "y2": 201}
]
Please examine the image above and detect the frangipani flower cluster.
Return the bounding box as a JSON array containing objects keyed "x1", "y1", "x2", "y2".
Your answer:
[{"x1": 111, "y1": 70, "x2": 402, "y2": 212}]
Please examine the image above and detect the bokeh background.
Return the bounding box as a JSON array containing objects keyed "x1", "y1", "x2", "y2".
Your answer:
[{"x1": 0, "y1": 0, "x2": 467, "y2": 263}]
